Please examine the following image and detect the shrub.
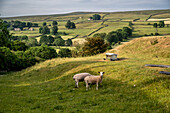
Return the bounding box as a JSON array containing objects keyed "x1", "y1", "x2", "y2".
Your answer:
[
  {"x1": 58, "y1": 48, "x2": 72, "y2": 58},
  {"x1": 150, "y1": 39, "x2": 158, "y2": 45},
  {"x1": 10, "y1": 40, "x2": 28, "y2": 51},
  {"x1": 155, "y1": 32, "x2": 160, "y2": 36},
  {"x1": 25, "y1": 45, "x2": 58, "y2": 59},
  {"x1": 82, "y1": 37, "x2": 108, "y2": 56},
  {"x1": 53, "y1": 37, "x2": 65, "y2": 46},
  {"x1": 0, "y1": 47, "x2": 17, "y2": 71}
]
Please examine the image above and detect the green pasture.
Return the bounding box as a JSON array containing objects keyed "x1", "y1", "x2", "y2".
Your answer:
[
  {"x1": 151, "y1": 13, "x2": 170, "y2": 19},
  {"x1": 0, "y1": 36, "x2": 169, "y2": 112},
  {"x1": 104, "y1": 13, "x2": 149, "y2": 21},
  {"x1": 95, "y1": 21, "x2": 129, "y2": 34}
]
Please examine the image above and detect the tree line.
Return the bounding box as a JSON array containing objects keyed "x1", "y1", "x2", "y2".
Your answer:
[
  {"x1": 93, "y1": 27, "x2": 132, "y2": 45},
  {"x1": 4, "y1": 20, "x2": 38, "y2": 30},
  {"x1": 0, "y1": 19, "x2": 72, "y2": 72}
]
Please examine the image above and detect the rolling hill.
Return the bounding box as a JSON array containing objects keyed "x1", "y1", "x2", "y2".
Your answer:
[{"x1": 0, "y1": 35, "x2": 169, "y2": 112}]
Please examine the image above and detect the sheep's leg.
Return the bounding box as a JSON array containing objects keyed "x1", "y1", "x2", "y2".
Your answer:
[
  {"x1": 96, "y1": 82, "x2": 98, "y2": 90},
  {"x1": 86, "y1": 82, "x2": 89, "y2": 91},
  {"x1": 75, "y1": 80, "x2": 79, "y2": 88},
  {"x1": 76, "y1": 81, "x2": 79, "y2": 88}
]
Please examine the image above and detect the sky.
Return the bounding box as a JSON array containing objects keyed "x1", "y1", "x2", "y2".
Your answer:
[{"x1": 0, "y1": 0, "x2": 170, "y2": 17}]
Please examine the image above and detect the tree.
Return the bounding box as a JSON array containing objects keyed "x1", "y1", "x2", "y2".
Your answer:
[
  {"x1": 43, "y1": 22, "x2": 47, "y2": 26},
  {"x1": 122, "y1": 27, "x2": 132, "y2": 37},
  {"x1": 116, "y1": 29, "x2": 123, "y2": 41},
  {"x1": 53, "y1": 37, "x2": 65, "y2": 46},
  {"x1": 40, "y1": 26, "x2": 50, "y2": 34},
  {"x1": 93, "y1": 33, "x2": 106, "y2": 39},
  {"x1": 33, "y1": 23, "x2": 38, "y2": 27},
  {"x1": 65, "y1": 20, "x2": 71, "y2": 29},
  {"x1": 82, "y1": 37, "x2": 108, "y2": 56},
  {"x1": 21, "y1": 35, "x2": 28, "y2": 40},
  {"x1": 10, "y1": 40, "x2": 28, "y2": 51},
  {"x1": 52, "y1": 21, "x2": 58, "y2": 26},
  {"x1": 153, "y1": 23, "x2": 158, "y2": 28},
  {"x1": 40, "y1": 35, "x2": 49, "y2": 45},
  {"x1": 65, "y1": 20, "x2": 76, "y2": 29},
  {"x1": 105, "y1": 31, "x2": 119, "y2": 44},
  {"x1": 25, "y1": 45, "x2": 58, "y2": 59},
  {"x1": 58, "y1": 48, "x2": 72, "y2": 58},
  {"x1": 65, "y1": 38, "x2": 72, "y2": 46},
  {"x1": 48, "y1": 35, "x2": 54, "y2": 45},
  {"x1": 92, "y1": 14, "x2": 101, "y2": 20},
  {"x1": 26, "y1": 38, "x2": 38, "y2": 47},
  {"x1": 0, "y1": 19, "x2": 11, "y2": 47},
  {"x1": 27, "y1": 22, "x2": 32, "y2": 28},
  {"x1": 39, "y1": 27, "x2": 43, "y2": 33},
  {"x1": 51, "y1": 25, "x2": 58, "y2": 35},
  {"x1": 0, "y1": 47, "x2": 18, "y2": 71},
  {"x1": 159, "y1": 21, "x2": 165, "y2": 28},
  {"x1": 70, "y1": 22, "x2": 76, "y2": 29}
]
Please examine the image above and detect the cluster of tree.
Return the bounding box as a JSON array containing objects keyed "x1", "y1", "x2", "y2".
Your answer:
[
  {"x1": 0, "y1": 47, "x2": 37, "y2": 71},
  {"x1": 65, "y1": 20, "x2": 76, "y2": 29},
  {"x1": 11, "y1": 35, "x2": 28, "y2": 41},
  {"x1": 153, "y1": 21, "x2": 165, "y2": 28},
  {"x1": 4, "y1": 20, "x2": 38, "y2": 30},
  {"x1": 39, "y1": 21, "x2": 58, "y2": 35},
  {"x1": 89, "y1": 14, "x2": 101, "y2": 20},
  {"x1": 0, "y1": 19, "x2": 59, "y2": 72},
  {"x1": 93, "y1": 27, "x2": 132, "y2": 45},
  {"x1": 39, "y1": 35, "x2": 72, "y2": 46}
]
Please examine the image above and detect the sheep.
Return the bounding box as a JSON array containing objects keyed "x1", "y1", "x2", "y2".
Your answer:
[
  {"x1": 73, "y1": 73, "x2": 92, "y2": 88},
  {"x1": 84, "y1": 72, "x2": 105, "y2": 90}
]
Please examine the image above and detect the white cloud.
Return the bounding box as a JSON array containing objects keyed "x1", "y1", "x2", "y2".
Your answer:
[{"x1": 0, "y1": 0, "x2": 169, "y2": 17}]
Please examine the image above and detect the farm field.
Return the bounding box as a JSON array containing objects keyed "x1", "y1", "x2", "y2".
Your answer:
[
  {"x1": 0, "y1": 35, "x2": 169, "y2": 112},
  {"x1": 2, "y1": 9, "x2": 170, "y2": 42}
]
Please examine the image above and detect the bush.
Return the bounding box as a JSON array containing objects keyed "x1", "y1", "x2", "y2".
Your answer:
[
  {"x1": 82, "y1": 37, "x2": 108, "y2": 56},
  {"x1": 10, "y1": 40, "x2": 28, "y2": 51},
  {"x1": 25, "y1": 45, "x2": 58, "y2": 59},
  {"x1": 155, "y1": 32, "x2": 160, "y2": 36},
  {"x1": 0, "y1": 47, "x2": 37, "y2": 71},
  {"x1": 151, "y1": 40, "x2": 158, "y2": 45},
  {"x1": 58, "y1": 48, "x2": 72, "y2": 58},
  {"x1": 53, "y1": 37, "x2": 65, "y2": 46}
]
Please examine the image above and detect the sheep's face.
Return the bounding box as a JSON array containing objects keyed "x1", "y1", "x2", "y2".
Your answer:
[{"x1": 99, "y1": 72, "x2": 105, "y2": 76}]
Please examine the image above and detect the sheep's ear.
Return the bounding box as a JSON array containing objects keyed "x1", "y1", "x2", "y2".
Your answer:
[
  {"x1": 103, "y1": 72, "x2": 105, "y2": 74},
  {"x1": 98, "y1": 72, "x2": 100, "y2": 73}
]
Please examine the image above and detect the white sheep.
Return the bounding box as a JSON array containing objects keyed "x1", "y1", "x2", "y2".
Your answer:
[
  {"x1": 84, "y1": 72, "x2": 105, "y2": 90},
  {"x1": 73, "y1": 73, "x2": 92, "y2": 88}
]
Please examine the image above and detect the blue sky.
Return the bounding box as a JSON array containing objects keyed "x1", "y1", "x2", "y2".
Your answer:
[{"x1": 0, "y1": 0, "x2": 170, "y2": 17}]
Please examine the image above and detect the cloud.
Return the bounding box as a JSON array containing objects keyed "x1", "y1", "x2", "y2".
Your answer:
[{"x1": 0, "y1": 0, "x2": 169, "y2": 17}]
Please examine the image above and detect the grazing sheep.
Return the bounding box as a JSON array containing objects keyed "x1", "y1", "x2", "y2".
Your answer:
[
  {"x1": 73, "y1": 73, "x2": 92, "y2": 88},
  {"x1": 84, "y1": 72, "x2": 105, "y2": 90}
]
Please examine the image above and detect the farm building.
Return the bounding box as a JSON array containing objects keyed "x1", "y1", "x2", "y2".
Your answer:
[
  {"x1": 29, "y1": 28, "x2": 34, "y2": 31},
  {"x1": 14, "y1": 28, "x2": 21, "y2": 31},
  {"x1": 106, "y1": 53, "x2": 118, "y2": 61}
]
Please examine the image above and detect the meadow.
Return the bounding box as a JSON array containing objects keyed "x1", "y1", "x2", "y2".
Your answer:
[
  {"x1": 0, "y1": 9, "x2": 170, "y2": 112},
  {"x1": 0, "y1": 36, "x2": 169, "y2": 112}
]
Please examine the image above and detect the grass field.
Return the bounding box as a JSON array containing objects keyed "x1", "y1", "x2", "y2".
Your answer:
[{"x1": 0, "y1": 36, "x2": 169, "y2": 112}]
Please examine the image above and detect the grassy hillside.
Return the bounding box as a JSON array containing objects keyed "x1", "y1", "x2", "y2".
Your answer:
[{"x1": 0, "y1": 36, "x2": 169, "y2": 112}]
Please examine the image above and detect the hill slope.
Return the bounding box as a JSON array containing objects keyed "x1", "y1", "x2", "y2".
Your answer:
[{"x1": 0, "y1": 36, "x2": 170, "y2": 112}]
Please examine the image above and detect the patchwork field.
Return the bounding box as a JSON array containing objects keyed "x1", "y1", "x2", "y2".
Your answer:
[{"x1": 2, "y1": 9, "x2": 169, "y2": 43}]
